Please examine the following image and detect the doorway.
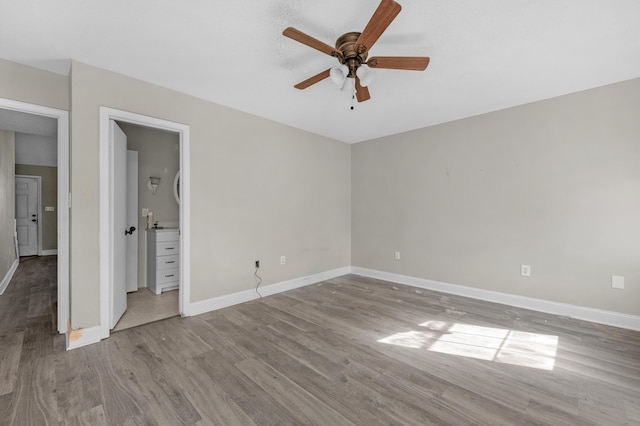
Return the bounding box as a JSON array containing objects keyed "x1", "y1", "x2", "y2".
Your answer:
[
  {"x1": 98, "y1": 107, "x2": 190, "y2": 340},
  {"x1": 0, "y1": 98, "x2": 69, "y2": 334},
  {"x1": 111, "y1": 120, "x2": 181, "y2": 331}
]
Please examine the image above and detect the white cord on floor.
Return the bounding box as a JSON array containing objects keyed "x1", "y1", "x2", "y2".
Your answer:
[{"x1": 254, "y1": 267, "x2": 262, "y2": 298}]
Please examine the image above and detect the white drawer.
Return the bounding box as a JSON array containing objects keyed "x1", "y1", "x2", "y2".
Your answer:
[
  {"x1": 156, "y1": 268, "x2": 179, "y2": 284},
  {"x1": 157, "y1": 241, "x2": 180, "y2": 255},
  {"x1": 155, "y1": 231, "x2": 179, "y2": 242},
  {"x1": 156, "y1": 254, "x2": 179, "y2": 270}
]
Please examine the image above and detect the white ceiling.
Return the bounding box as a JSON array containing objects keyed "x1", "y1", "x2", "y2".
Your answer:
[
  {"x1": 1, "y1": 0, "x2": 639, "y2": 143},
  {"x1": 0, "y1": 109, "x2": 57, "y2": 137}
]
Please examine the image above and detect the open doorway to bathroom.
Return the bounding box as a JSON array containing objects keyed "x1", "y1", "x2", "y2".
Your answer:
[
  {"x1": 112, "y1": 121, "x2": 180, "y2": 332},
  {"x1": 98, "y1": 106, "x2": 190, "y2": 342}
]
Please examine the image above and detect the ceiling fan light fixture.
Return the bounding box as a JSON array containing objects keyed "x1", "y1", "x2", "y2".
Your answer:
[
  {"x1": 356, "y1": 65, "x2": 374, "y2": 87},
  {"x1": 330, "y1": 64, "x2": 349, "y2": 85}
]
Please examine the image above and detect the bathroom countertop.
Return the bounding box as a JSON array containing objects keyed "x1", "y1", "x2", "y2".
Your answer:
[{"x1": 146, "y1": 227, "x2": 179, "y2": 233}]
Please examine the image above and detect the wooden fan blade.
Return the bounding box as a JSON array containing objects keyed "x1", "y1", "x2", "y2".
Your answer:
[
  {"x1": 283, "y1": 27, "x2": 342, "y2": 59},
  {"x1": 368, "y1": 56, "x2": 430, "y2": 70},
  {"x1": 355, "y1": 77, "x2": 371, "y2": 102},
  {"x1": 355, "y1": 0, "x2": 402, "y2": 54},
  {"x1": 294, "y1": 69, "x2": 331, "y2": 90}
]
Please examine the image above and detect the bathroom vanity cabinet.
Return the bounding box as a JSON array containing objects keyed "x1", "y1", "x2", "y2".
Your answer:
[{"x1": 146, "y1": 229, "x2": 180, "y2": 294}]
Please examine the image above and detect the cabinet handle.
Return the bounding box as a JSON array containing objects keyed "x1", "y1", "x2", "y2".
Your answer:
[
  {"x1": 165, "y1": 274, "x2": 174, "y2": 278},
  {"x1": 165, "y1": 247, "x2": 174, "y2": 250},
  {"x1": 166, "y1": 260, "x2": 175, "y2": 264}
]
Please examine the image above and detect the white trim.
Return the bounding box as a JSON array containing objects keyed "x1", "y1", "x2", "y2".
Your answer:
[
  {"x1": 0, "y1": 98, "x2": 69, "y2": 335},
  {"x1": 178, "y1": 125, "x2": 191, "y2": 317},
  {"x1": 66, "y1": 325, "x2": 103, "y2": 350},
  {"x1": 0, "y1": 258, "x2": 19, "y2": 295},
  {"x1": 15, "y1": 174, "x2": 41, "y2": 256},
  {"x1": 259, "y1": 266, "x2": 352, "y2": 297},
  {"x1": 36, "y1": 176, "x2": 42, "y2": 255},
  {"x1": 99, "y1": 107, "x2": 190, "y2": 340},
  {"x1": 41, "y1": 249, "x2": 58, "y2": 256},
  {"x1": 352, "y1": 267, "x2": 640, "y2": 331},
  {"x1": 185, "y1": 267, "x2": 351, "y2": 317}
]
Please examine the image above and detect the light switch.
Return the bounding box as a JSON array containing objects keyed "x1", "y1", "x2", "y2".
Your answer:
[
  {"x1": 44, "y1": 206, "x2": 55, "y2": 212},
  {"x1": 612, "y1": 275, "x2": 624, "y2": 290},
  {"x1": 142, "y1": 208, "x2": 149, "y2": 217}
]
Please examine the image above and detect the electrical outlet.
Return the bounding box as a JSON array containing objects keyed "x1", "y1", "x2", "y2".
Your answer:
[
  {"x1": 394, "y1": 251, "x2": 401, "y2": 260},
  {"x1": 521, "y1": 264, "x2": 531, "y2": 277},
  {"x1": 142, "y1": 208, "x2": 149, "y2": 217},
  {"x1": 255, "y1": 260, "x2": 260, "y2": 268},
  {"x1": 44, "y1": 206, "x2": 55, "y2": 212},
  {"x1": 280, "y1": 256, "x2": 286, "y2": 265},
  {"x1": 611, "y1": 275, "x2": 624, "y2": 289}
]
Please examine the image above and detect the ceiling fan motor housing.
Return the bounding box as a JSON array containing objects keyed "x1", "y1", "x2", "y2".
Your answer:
[{"x1": 336, "y1": 32, "x2": 368, "y2": 77}]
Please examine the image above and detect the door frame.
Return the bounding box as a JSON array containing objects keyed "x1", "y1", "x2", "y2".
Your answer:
[
  {"x1": 0, "y1": 97, "x2": 70, "y2": 334},
  {"x1": 98, "y1": 107, "x2": 190, "y2": 340},
  {"x1": 15, "y1": 174, "x2": 42, "y2": 256}
]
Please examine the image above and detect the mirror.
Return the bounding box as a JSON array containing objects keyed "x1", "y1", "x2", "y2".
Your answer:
[{"x1": 173, "y1": 171, "x2": 180, "y2": 204}]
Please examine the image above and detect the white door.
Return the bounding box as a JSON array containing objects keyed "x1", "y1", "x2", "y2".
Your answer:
[
  {"x1": 15, "y1": 176, "x2": 38, "y2": 256},
  {"x1": 110, "y1": 121, "x2": 127, "y2": 329},
  {"x1": 126, "y1": 150, "x2": 138, "y2": 292}
]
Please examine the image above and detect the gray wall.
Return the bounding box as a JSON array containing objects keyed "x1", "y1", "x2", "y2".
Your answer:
[
  {"x1": 15, "y1": 133, "x2": 57, "y2": 167},
  {"x1": 352, "y1": 78, "x2": 640, "y2": 316},
  {"x1": 119, "y1": 122, "x2": 180, "y2": 288},
  {"x1": 14, "y1": 164, "x2": 58, "y2": 251},
  {"x1": 0, "y1": 130, "x2": 16, "y2": 283},
  {"x1": 0, "y1": 58, "x2": 69, "y2": 111},
  {"x1": 69, "y1": 61, "x2": 351, "y2": 328}
]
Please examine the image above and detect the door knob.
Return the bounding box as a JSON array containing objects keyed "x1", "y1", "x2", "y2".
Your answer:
[{"x1": 125, "y1": 226, "x2": 136, "y2": 235}]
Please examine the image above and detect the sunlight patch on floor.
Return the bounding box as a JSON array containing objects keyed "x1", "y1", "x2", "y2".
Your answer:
[{"x1": 378, "y1": 320, "x2": 558, "y2": 370}]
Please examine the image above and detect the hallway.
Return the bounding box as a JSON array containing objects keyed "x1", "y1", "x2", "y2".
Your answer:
[
  {"x1": 0, "y1": 256, "x2": 66, "y2": 423},
  {"x1": 0, "y1": 255, "x2": 62, "y2": 349}
]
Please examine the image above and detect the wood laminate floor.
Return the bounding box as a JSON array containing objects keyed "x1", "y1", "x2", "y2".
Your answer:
[{"x1": 1, "y1": 256, "x2": 639, "y2": 425}]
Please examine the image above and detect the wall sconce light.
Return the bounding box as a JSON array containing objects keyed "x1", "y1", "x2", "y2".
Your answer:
[{"x1": 148, "y1": 176, "x2": 161, "y2": 194}]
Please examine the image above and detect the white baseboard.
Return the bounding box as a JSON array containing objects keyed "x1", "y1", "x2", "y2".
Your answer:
[
  {"x1": 184, "y1": 266, "x2": 352, "y2": 317},
  {"x1": 66, "y1": 324, "x2": 103, "y2": 350},
  {"x1": 65, "y1": 264, "x2": 638, "y2": 352},
  {"x1": 41, "y1": 249, "x2": 58, "y2": 256},
  {"x1": 0, "y1": 258, "x2": 19, "y2": 295},
  {"x1": 352, "y1": 267, "x2": 640, "y2": 331}
]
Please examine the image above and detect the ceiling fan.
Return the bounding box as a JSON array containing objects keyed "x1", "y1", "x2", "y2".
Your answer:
[{"x1": 283, "y1": 0, "x2": 430, "y2": 104}]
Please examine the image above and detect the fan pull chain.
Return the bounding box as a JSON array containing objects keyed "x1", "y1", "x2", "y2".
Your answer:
[{"x1": 351, "y1": 78, "x2": 356, "y2": 110}]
